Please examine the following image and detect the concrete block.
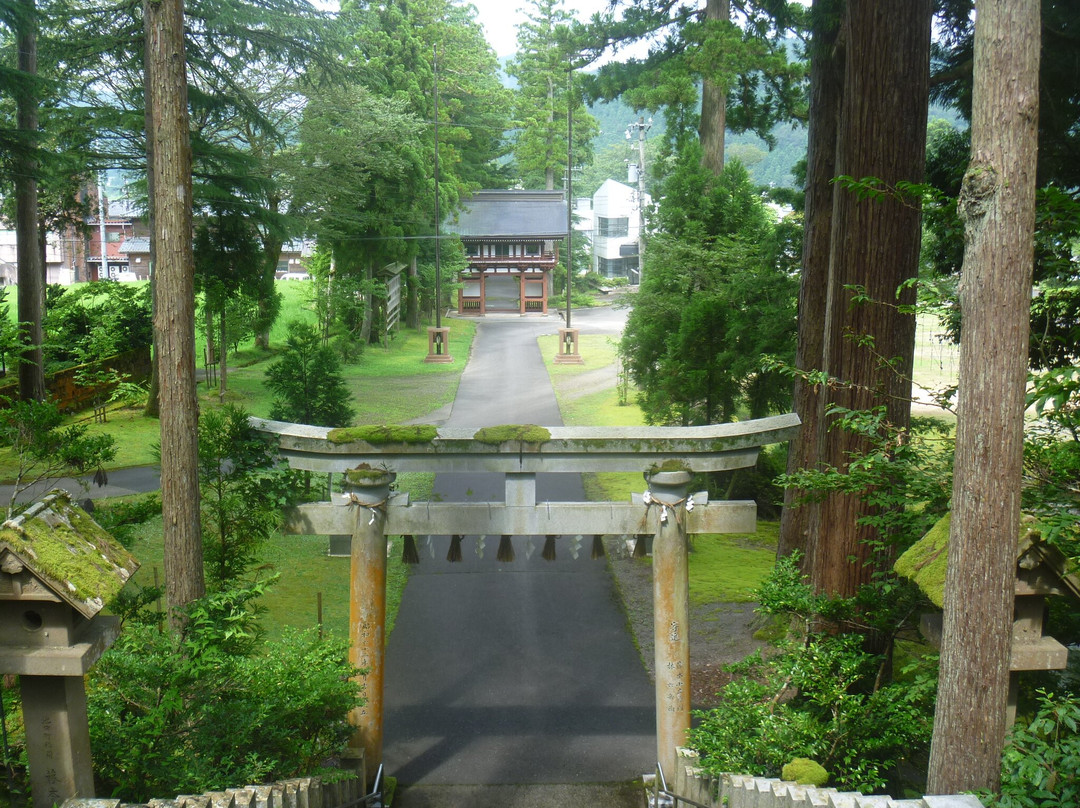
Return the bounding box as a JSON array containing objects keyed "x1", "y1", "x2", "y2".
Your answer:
[
  {"x1": 224, "y1": 789, "x2": 255, "y2": 808},
  {"x1": 922, "y1": 798, "x2": 986, "y2": 808},
  {"x1": 828, "y1": 792, "x2": 863, "y2": 808},
  {"x1": 853, "y1": 796, "x2": 892, "y2": 808},
  {"x1": 250, "y1": 785, "x2": 275, "y2": 808},
  {"x1": 205, "y1": 792, "x2": 234, "y2": 808}
]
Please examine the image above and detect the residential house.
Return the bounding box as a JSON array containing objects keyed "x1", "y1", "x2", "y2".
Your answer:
[
  {"x1": 447, "y1": 190, "x2": 568, "y2": 316},
  {"x1": 590, "y1": 178, "x2": 650, "y2": 282}
]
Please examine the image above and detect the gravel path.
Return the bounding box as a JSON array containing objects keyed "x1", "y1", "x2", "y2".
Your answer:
[{"x1": 602, "y1": 537, "x2": 769, "y2": 709}]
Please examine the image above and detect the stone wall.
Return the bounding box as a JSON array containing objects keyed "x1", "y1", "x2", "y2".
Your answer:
[
  {"x1": 60, "y1": 775, "x2": 365, "y2": 808},
  {"x1": 0, "y1": 346, "x2": 151, "y2": 413},
  {"x1": 662, "y1": 748, "x2": 986, "y2": 808}
]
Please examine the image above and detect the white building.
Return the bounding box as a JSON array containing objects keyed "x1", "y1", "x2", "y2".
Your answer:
[
  {"x1": 0, "y1": 230, "x2": 70, "y2": 286},
  {"x1": 589, "y1": 178, "x2": 650, "y2": 282}
]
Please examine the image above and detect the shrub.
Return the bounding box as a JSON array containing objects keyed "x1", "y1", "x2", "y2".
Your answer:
[
  {"x1": 993, "y1": 691, "x2": 1080, "y2": 808},
  {"x1": 88, "y1": 582, "x2": 363, "y2": 801},
  {"x1": 687, "y1": 555, "x2": 938, "y2": 794}
]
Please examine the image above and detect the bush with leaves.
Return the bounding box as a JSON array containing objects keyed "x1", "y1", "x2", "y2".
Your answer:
[
  {"x1": 0, "y1": 397, "x2": 116, "y2": 517},
  {"x1": 991, "y1": 691, "x2": 1080, "y2": 808},
  {"x1": 265, "y1": 321, "x2": 354, "y2": 427},
  {"x1": 688, "y1": 555, "x2": 938, "y2": 794},
  {"x1": 199, "y1": 405, "x2": 302, "y2": 588},
  {"x1": 87, "y1": 580, "x2": 363, "y2": 801}
]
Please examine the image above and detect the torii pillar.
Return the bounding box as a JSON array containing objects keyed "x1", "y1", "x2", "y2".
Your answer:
[
  {"x1": 342, "y1": 468, "x2": 395, "y2": 786},
  {"x1": 646, "y1": 469, "x2": 692, "y2": 777}
]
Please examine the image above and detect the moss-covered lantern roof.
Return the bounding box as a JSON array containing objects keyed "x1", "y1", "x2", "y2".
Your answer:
[
  {"x1": 894, "y1": 512, "x2": 1080, "y2": 608},
  {"x1": 0, "y1": 491, "x2": 139, "y2": 619}
]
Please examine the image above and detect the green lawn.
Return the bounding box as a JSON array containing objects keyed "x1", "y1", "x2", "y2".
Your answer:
[
  {"x1": 124, "y1": 518, "x2": 410, "y2": 642},
  {"x1": 538, "y1": 326, "x2": 780, "y2": 603}
]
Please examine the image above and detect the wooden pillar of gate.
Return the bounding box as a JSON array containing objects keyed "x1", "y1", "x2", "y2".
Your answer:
[
  {"x1": 343, "y1": 469, "x2": 395, "y2": 787},
  {"x1": 647, "y1": 469, "x2": 692, "y2": 777}
]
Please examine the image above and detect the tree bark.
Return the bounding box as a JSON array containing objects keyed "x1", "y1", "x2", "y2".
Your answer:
[
  {"x1": 406, "y1": 255, "x2": 419, "y2": 330},
  {"x1": 145, "y1": 0, "x2": 204, "y2": 623},
  {"x1": 778, "y1": 0, "x2": 844, "y2": 562},
  {"x1": 927, "y1": 0, "x2": 1040, "y2": 793},
  {"x1": 806, "y1": 0, "x2": 930, "y2": 597},
  {"x1": 143, "y1": 29, "x2": 160, "y2": 417},
  {"x1": 15, "y1": 0, "x2": 45, "y2": 403},
  {"x1": 698, "y1": 0, "x2": 730, "y2": 176},
  {"x1": 218, "y1": 307, "x2": 227, "y2": 402}
]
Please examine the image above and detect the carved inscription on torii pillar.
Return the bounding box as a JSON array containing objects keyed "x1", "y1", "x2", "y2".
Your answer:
[{"x1": 253, "y1": 415, "x2": 799, "y2": 784}]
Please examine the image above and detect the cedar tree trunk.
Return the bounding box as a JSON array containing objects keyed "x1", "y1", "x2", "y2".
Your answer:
[
  {"x1": 144, "y1": 0, "x2": 204, "y2": 622},
  {"x1": 698, "y1": 0, "x2": 729, "y2": 176},
  {"x1": 778, "y1": 0, "x2": 844, "y2": 561},
  {"x1": 15, "y1": 0, "x2": 45, "y2": 402},
  {"x1": 926, "y1": 0, "x2": 1040, "y2": 793},
  {"x1": 806, "y1": 0, "x2": 930, "y2": 597}
]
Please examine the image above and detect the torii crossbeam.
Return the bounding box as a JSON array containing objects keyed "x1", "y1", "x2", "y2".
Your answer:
[{"x1": 254, "y1": 415, "x2": 799, "y2": 784}]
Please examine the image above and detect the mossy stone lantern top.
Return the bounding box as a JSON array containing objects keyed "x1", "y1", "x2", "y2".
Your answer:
[{"x1": 0, "y1": 491, "x2": 138, "y2": 674}]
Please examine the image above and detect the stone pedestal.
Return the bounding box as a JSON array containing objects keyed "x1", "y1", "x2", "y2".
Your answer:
[
  {"x1": 553, "y1": 327, "x2": 584, "y2": 365},
  {"x1": 21, "y1": 676, "x2": 95, "y2": 807},
  {"x1": 344, "y1": 469, "x2": 395, "y2": 787},
  {"x1": 645, "y1": 469, "x2": 692, "y2": 777},
  {"x1": 424, "y1": 326, "x2": 453, "y2": 363}
]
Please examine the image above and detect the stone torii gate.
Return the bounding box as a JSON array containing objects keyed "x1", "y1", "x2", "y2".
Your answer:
[{"x1": 254, "y1": 414, "x2": 799, "y2": 784}]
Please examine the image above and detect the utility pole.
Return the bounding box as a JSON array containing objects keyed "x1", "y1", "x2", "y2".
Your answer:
[{"x1": 626, "y1": 117, "x2": 651, "y2": 285}]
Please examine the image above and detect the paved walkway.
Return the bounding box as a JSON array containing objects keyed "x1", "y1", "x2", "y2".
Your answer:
[{"x1": 383, "y1": 310, "x2": 655, "y2": 798}]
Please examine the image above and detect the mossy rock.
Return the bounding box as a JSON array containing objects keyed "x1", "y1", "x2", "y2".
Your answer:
[
  {"x1": 893, "y1": 513, "x2": 951, "y2": 608},
  {"x1": 327, "y1": 424, "x2": 438, "y2": 445},
  {"x1": 472, "y1": 424, "x2": 551, "y2": 445},
  {"x1": 782, "y1": 758, "x2": 828, "y2": 787}
]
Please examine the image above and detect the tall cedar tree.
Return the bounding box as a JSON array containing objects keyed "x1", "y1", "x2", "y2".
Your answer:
[
  {"x1": 927, "y1": 0, "x2": 1041, "y2": 792},
  {"x1": 574, "y1": 0, "x2": 805, "y2": 175},
  {"x1": 13, "y1": 0, "x2": 44, "y2": 401},
  {"x1": 778, "y1": 0, "x2": 842, "y2": 560},
  {"x1": 145, "y1": 0, "x2": 204, "y2": 621},
  {"x1": 507, "y1": 0, "x2": 598, "y2": 190},
  {"x1": 780, "y1": 0, "x2": 931, "y2": 599}
]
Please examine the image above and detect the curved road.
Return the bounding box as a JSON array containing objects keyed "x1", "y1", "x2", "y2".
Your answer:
[{"x1": 382, "y1": 308, "x2": 656, "y2": 787}]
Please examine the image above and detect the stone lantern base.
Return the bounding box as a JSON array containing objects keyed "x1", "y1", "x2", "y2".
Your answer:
[
  {"x1": 554, "y1": 327, "x2": 584, "y2": 364},
  {"x1": 424, "y1": 326, "x2": 453, "y2": 363}
]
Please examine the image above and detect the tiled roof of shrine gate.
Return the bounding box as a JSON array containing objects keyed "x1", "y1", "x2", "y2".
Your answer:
[{"x1": 446, "y1": 190, "x2": 568, "y2": 240}]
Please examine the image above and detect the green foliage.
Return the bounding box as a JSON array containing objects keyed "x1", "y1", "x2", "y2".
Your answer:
[
  {"x1": 199, "y1": 405, "x2": 301, "y2": 588},
  {"x1": 43, "y1": 283, "x2": 152, "y2": 372},
  {"x1": 0, "y1": 397, "x2": 117, "y2": 517},
  {"x1": 620, "y1": 158, "x2": 798, "y2": 425},
  {"x1": 992, "y1": 691, "x2": 1080, "y2": 808},
  {"x1": 506, "y1": 0, "x2": 598, "y2": 188},
  {"x1": 1024, "y1": 367, "x2": 1080, "y2": 562},
  {"x1": 93, "y1": 493, "x2": 163, "y2": 549},
  {"x1": 688, "y1": 556, "x2": 938, "y2": 794},
  {"x1": 265, "y1": 321, "x2": 355, "y2": 427},
  {"x1": 782, "y1": 758, "x2": 828, "y2": 786},
  {"x1": 779, "y1": 405, "x2": 954, "y2": 561},
  {"x1": 88, "y1": 582, "x2": 363, "y2": 801}
]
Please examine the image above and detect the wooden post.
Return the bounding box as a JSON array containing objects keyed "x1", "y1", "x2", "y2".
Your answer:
[
  {"x1": 646, "y1": 469, "x2": 692, "y2": 775},
  {"x1": 343, "y1": 469, "x2": 395, "y2": 787}
]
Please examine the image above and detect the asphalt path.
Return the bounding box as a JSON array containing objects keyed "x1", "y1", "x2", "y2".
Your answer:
[{"x1": 382, "y1": 309, "x2": 656, "y2": 786}]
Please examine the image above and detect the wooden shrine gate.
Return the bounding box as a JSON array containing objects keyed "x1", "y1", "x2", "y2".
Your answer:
[{"x1": 254, "y1": 415, "x2": 800, "y2": 785}]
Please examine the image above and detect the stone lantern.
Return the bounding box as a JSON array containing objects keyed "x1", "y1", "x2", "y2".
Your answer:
[{"x1": 0, "y1": 491, "x2": 138, "y2": 807}]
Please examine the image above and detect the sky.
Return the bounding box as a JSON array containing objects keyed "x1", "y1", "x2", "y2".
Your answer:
[{"x1": 467, "y1": 0, "x2": 613, "y2": 59}]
